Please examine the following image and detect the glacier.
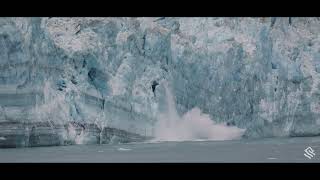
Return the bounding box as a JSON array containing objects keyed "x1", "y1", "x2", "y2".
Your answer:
[{"x1": 0, "y1": 17, "x2": 320, "y2": 147}]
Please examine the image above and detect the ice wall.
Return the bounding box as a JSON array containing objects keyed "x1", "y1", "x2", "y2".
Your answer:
[{"x1": 0, "y1": 17, "x2": 320, "y2": 147}]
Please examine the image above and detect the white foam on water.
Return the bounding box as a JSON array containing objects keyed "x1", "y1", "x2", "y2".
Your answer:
[
  {"x1": 118, "y1": 147, "x2": 131, "y2": 151},
  {"x1": 267, "y1": 157, "x2": 277, "y2": 160},
  {"x1": 154, "y1": 82, "x2": 245, "y2": 142},
  {"x1": 0, "y1": 137, "x2": 6, "y2": 140}
]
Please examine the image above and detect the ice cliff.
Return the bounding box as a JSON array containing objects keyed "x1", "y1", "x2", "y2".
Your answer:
[{"x1": 0, "y1": 17, "x2": 320, "y2": 147}]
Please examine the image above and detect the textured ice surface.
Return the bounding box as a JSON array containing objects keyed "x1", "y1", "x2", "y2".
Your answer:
[{"x1": 0, "y1": 17, "x2": 320, "y2": 147}]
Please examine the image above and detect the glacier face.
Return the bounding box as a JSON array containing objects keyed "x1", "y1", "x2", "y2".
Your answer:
[{"x1": 0, "y1": 17, "x2": 320, "y2": 147}]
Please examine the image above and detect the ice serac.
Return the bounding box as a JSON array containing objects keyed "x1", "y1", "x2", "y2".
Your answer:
[{"x1": 0, "y1": 17, "x2": 320, "y2": 147}]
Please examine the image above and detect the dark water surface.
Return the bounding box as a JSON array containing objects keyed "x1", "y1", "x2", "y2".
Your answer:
[{"x1": 1, "y1": 137, "x2": 320, "y2": 162}]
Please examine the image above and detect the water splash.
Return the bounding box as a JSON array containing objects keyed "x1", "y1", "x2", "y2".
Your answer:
[
  {"x1": 67, "y1": 123, "x2": 89, "y2": 145},
  {"x1": 154, "y1": 82, "x2": 245, "y2": 141}
]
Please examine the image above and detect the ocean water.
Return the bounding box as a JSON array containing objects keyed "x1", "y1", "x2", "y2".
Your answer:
[{"x1": 1, "y1": 136, "x2": 320, "y2": 162}]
